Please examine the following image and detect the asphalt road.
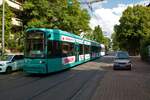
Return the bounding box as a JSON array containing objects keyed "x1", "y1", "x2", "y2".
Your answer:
[{"x1": 0, "y1": 56, "x2": 150, "y2": 100}]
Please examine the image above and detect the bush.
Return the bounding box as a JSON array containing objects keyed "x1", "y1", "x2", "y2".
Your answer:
[{"x1": 140, "y1": 37, "x2": 150, "y2": 61}]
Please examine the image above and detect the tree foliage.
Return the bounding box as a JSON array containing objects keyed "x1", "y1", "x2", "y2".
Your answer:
[
  {"x1": 114, "y1": 5, "x2": 150, "y2": 55},
  {"x1": 0, "y1": 3, "x2": 14, "y2": 50},
  {"x1": 111, "y1": 32, "x2": 119, "y2": 51},
  {"x1": 85, "y1": 25, "x2": 104, "y2": 43},
  {"x1": 22, "y1": 0, "x2": 91, "y2": 35},
  {"x1": 103, "y1": 37, "x2": 111, "y2": 52},
  {"x1": 92, "y1": 25, "x2": 111, "y2": 50},
  {"x1": 140, "y1": 36, "x2": 150, "y2": 61},
  {"x1": 92, "y1": 25, "x2": 103, "y2": 43},
  {"x1": 84, "y1": 25, "x2": 111, "y2": 51}
]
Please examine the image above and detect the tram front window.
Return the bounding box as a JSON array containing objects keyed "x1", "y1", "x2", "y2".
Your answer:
[{"x1": 25, "y1": 31, "x2": 45, "y2": 58}]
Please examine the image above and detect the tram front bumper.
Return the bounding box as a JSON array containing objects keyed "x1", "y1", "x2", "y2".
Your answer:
[{"x1": 23, "y1": 64, "x2": 47, "y2": 74}]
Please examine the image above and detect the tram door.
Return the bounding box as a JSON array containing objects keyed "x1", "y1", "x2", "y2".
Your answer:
[{"x1": 75, "y1": 44, "x2": 79, "y2": 62}]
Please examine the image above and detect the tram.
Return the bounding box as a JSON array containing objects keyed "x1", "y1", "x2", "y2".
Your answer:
[
  {"x1": 23, "y1": 28, "x2": 101, "y2": 74},
  {"x1": 100, "y1": 44, "x2": 105, "y2": 56}
]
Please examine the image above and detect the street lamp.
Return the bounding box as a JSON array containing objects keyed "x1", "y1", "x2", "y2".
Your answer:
[{"x1": 2, "y1": 0, "x2": 5, "y2": 55}]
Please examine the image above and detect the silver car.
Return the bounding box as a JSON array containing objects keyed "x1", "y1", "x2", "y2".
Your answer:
[{"x1": 113, "y1": 51, "x2": 132, "y2": 70}]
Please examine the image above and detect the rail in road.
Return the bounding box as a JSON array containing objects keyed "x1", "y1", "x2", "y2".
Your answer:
[
  {"x1": 0, "y1": 59, "x2": 106, "y2": 100},
  {"x1": 1, "y1": 56, "x2": 150, "y2": 100}
]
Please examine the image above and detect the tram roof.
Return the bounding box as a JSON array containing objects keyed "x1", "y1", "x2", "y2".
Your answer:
[{"x1": 26, "y1": 28, "x2": 101, "y2": 45}]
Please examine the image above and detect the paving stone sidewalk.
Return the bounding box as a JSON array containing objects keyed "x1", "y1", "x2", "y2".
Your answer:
[{"x1": 91, "y1": 57, "x2": 150, "y2": 100}]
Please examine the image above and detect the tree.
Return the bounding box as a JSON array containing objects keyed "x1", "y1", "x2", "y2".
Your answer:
[
  {"x1": 0, "y1": 3, "x2": 14, "y2": 50},
  {"x1": 22, "y1": 0, "x2": 91, "y2": 35},
  {"x1": 83, "y1": 25, "x2": 111, "y2": 51},
  {"x1": 103, "y1": 37, "x2": 111, "y2": 52},
  {"x1": 92, "y1": 25, "x2": 111, "y2": 50},
  {"x1": 111, "y1": 32, "x2": 119, "y2": 51},
  {"x1": 92, "y1": 25, "x2": 103, "y2": 43},
  {"x1": 114, "y1": 5, "x2": 150, "y2": 55},
  {"x1": 140, "y1": 36, "x2": 150, "y2": 61}
]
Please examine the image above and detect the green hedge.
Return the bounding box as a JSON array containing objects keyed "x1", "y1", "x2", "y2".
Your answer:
[{"x1": 140, "y1": 37, "x2": 150, "y2": 61}]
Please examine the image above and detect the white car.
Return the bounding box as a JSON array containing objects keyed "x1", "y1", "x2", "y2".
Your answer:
[{"x1": 0, "y1": 55, "x2": 24, "y2": 73}]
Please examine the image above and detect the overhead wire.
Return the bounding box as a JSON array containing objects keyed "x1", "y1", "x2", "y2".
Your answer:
[
  {"x1": 84, "y1": 0, "x2": 106, "y2": 35},
  {"x1": 82, "y1": 0, "x2": 103, "y2": 26}
]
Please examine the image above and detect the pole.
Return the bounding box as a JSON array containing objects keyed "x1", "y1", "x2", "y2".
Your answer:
[{"x1": 2, "y1": 0, "x2": 5, "y2": 55}]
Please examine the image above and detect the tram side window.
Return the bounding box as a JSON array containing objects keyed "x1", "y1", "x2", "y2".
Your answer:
[
  {"x1": 97, "y1": 46, "x2": 101, "y2": 53},
  {"x1": 79, "y1": 44, "x2": 84, "y2": 55},
  {"x1": 62, "y1": 42, "x2": 74, "y2": 57},
  {"x1": 84, "y1": 45, "x2": 90, "y2": 54},
  {"x1": 95, "y1": 46, "x2": 98, "y2": 53},
  {"x1": 99, "y1": 47, "x2": 101, "y2": 53},
  {"x1": 91, "y1": 46, "x2": 95, "y2": 53},
  {"x1": 47, "y1": 40, "x2": 61, "y2": 58},
  {"x1": 92, "y1": 46, "x2": 99, "y2": 53}
]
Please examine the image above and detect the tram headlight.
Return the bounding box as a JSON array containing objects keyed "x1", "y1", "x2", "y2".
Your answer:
[
  {"x1": 39, "y1": 61, "x2": 42, "y2": 64},
  {"x1": 39, "y1": 61, "x2": 45, "y2": 64}
]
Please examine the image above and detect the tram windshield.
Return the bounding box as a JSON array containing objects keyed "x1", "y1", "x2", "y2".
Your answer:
[{"x1": 25, "y1": 31, "x2": 45, "y2": 58}]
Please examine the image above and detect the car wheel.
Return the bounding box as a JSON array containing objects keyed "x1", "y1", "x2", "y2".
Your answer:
[
  {"x1": 128, "y1": 66, "x2": 131, "y2": 70},
  {"x1": 113, "y1": 66, "x2": 116, "y2": 70},
  {"x1": 6, "y1": 67, "x2": 12, "y2": 74}
]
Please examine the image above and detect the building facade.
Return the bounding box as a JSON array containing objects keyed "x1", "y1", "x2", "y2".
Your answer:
[{"x1": 0, "y1": 0, "x2": 24, "y2": 52}]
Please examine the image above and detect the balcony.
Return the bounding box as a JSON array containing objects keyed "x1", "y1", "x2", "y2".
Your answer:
[
  {"x1": 11, "y1": 17, "x2": 23, "y2": 26},
  {"x1": 0, "y1": 0, "x2": 2, "y2": 6},
  {"x1": 6, "y1": 0, "x2": 23, "y2": 10}
]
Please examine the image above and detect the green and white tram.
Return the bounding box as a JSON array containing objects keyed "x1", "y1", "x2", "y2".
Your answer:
[{"x1": 23, "y1": 28, "x2": 101, "y2": 74}]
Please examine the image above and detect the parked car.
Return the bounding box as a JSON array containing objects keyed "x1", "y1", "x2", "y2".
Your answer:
[
  {"x1": 113, "y1": 51, "x2": 132, "y2": 70},
  {"x1": 0, "y1": 54, "x2": 24, "y2": 73}
]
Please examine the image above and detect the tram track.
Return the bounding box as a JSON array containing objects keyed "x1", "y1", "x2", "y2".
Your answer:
[
  {"x1": 0, "y1": 76, "x2": 42, "y2": 92},
  {"x1": 25, "y1": 67, "x2": 96, "y2": 100},
  {"x1": 29, "y1": 68, "x2": 103, "y2": 100},
  {"x1": 0, "y1": 69, "x2": 76, "y2": 92},
  {"x1": 27, "y1": 73, "x2": 76, "y2": 100},
  {"x1": 68, "y1": 70, "x2": 106, "y2": 100},
  {"x1": 26, "y1": 68, "x2": 90, "y2": 100},
  {"x1": 0, "y1": 71, "x2": 24, "y2": 80},
  {"x1": 0, "y1": 65, "x2": 93, "y2": 100},
  {"x1": 66, "y1": 70, "x2": 98, "y2": 100}
]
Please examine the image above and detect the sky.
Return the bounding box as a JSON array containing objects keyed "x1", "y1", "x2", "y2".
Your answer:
[{"x1": 80, "y1": 0, "x2": 150, "y2": 37}]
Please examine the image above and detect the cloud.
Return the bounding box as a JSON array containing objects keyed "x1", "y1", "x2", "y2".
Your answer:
[
  {"x1": 89, "y1": 4, "x2": 127, "y2": 37},
  {"x1": 89, "y1": 0, "x2": 150, "y2": 37},
  {"x1": 136, "y1": 0, "x2": 150, "y2": 6}
]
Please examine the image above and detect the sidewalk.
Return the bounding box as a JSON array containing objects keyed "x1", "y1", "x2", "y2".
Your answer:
[{"x1": 91, "y1": 57, "x2": 150, "y2": 100}]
